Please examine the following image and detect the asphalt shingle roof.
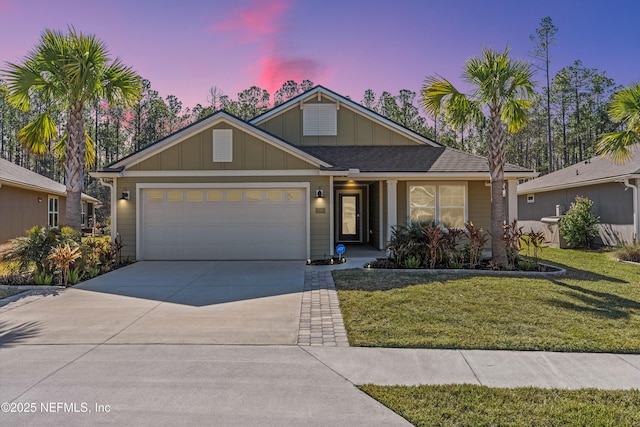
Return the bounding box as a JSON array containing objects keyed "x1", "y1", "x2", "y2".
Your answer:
[
  {"x1": 300, "y1": 146, "x2": 532, "y2": 174},
  {"x1": 518, "y1": 146, "x2": 640, "y2": 193},
  {"x1": 0, "y1": 157, "x2": 98, "y2": 202}
]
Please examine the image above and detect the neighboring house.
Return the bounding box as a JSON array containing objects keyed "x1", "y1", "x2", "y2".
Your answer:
[
  {"x1": 92, "y1": 86, "x2": 535, "y2": 261},
  {"x1": 0, "y1": 157, "x2": 99, "y2": 243},
  {"x1": 518, "y1": 148, "x2": 640, "y2": 245}
]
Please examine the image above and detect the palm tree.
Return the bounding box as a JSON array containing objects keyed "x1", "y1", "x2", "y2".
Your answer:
[
  {"x1": 596, "y1": 82, "x2": 640, "y2": 163},
  {"x1": 2, "y1": 28, "x2": 142, "y2": 231},
  {"x1": 421, "y1": 47, "x2": 536, "y2": 265}
]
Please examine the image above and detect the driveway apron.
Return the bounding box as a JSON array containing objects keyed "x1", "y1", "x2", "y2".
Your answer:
[{"x1": 0, "y1": 261, "x2": 305, "y2": 345}]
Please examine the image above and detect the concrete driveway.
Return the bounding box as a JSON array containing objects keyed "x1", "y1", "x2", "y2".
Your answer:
[{"x1": 0, "y1": 261, "x2": 305, "y2": 345}]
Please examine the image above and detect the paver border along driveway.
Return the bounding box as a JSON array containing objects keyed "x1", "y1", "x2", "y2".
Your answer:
[{"x1": 0, "y1": 261, "x2": 305, "y2": 345}]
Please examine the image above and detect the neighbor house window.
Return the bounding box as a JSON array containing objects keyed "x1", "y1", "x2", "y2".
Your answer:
[
  {"x1": 303, "y1": 103, "x2": 337, "y2": 136},
  {"x1": 409, "y1": 183, "x2": 466, "y2": 228},
  {"x1": 213, "y1": 129, "x2": 233, "y2": 162},
  {"x1": 527, "y1": 194, "x2": 535, "y2": 204},
  {"x1": 48, "y1": 196, "x2": 59, "y2": 228}
]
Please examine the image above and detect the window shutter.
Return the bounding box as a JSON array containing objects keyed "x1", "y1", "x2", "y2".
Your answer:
[
  {"x1": 303, "y1": 104, "x2": 337, "y2": 135},
  {"x1": 213, "y1": 129, "x2": 233, "y2": 162}
]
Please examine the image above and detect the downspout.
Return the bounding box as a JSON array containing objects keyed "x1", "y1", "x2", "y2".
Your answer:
[
  {"x1": 99, "y1": 178, "x2": 117, "y2": 243},
  {"x1": 623, "y1": 178, "x2": 638, "y2": 243}
]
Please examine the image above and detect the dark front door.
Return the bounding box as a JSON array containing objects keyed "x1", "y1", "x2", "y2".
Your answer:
[{"x1": 339, "y1": 193, "x2": 360, "y2": 242}]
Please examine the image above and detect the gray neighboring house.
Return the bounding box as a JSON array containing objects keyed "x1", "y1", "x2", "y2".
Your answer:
[
  {"x1": 518, "y1": 148, "x2": 640, "y2": 246},
  {"x1": 0, "y1": 158, "x2": 98, "y2": 243}
]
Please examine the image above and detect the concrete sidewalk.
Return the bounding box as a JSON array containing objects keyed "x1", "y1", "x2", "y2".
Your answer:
[{"x1": 305, "y1": 347, "x2": 640, "y2": 390}]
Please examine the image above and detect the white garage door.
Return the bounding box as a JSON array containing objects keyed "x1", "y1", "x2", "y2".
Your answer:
[{"x1": 140, "y1": 187, "x2": 307, "y2": 260}]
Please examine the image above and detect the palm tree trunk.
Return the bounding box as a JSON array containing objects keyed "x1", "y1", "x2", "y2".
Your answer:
[
  {"x1": 64, "y1": 102, "x2": 85, "y2": 232},
  {"x1": 487, "y1": 106, "x2": 507, "y2": 265}
]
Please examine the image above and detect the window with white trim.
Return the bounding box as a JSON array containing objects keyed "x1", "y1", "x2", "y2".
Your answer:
[
  {"x1": 527, "y1": 194, "x2": 535, "y2": 204},
  {"x1": 409, "y1": 183, "x2": 466, "y2": 228},
  {"x1": 213, "y1": 129, "x2": 233, "y2": 162},
  {"x1": 48, "y1": 196, "x2": 59, "y2": 228},
  {"x1": 303, "y1": 103, "x2": 337, "y2": 136}
]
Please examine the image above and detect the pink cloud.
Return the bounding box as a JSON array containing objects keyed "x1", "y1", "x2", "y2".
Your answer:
[
  {"x1": 212, "y1": 0, "x2": 327, "y2": 96},
  {"x1": 258, "y1": 55, "x2": 324, "y2": 94},
  {"x1": 212, "y1": 0, "x2": 290, "y2": 43}
]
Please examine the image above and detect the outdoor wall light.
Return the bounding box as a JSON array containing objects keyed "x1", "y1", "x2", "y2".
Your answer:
[
  {"x1": 120, "y1": 190, "x2": 130, "y2": 201},
  {"x1": 315, "y1": 188, "x2": 324, "y2": 198},
  {"x1": 37, "y1": 197, "x2": 43, "y2": 203}
]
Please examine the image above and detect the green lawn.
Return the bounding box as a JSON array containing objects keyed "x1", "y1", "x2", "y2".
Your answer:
[
  {"x1": 360, "y1": 384, "x2": 640, "y2": 427},
  {"x1": 334, "y1": 248, "x2": 640, "y2": 352}
]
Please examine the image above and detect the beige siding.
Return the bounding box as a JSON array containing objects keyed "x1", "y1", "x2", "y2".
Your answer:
[
  {"x1": 397, "y1": 181, "x2": 408, "y2": 226},
  {"x1": 467, "y1": 181, "x2": 491, "y2": 245},
  {"x1": 128, "y1": 122, "x2": 317, "y2": 172},
  {"x1": 115, "y1": 176, "x2": 330, "y2": 260},
  {"x1": 257, "y1": 94, "x2": 421, "y2": 147},
  {"x1": 0, "y1": 186, "x2": 68, "y2": 242}
]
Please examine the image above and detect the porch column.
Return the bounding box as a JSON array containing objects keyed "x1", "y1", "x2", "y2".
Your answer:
[
  {"x1": 507, "y1": 179, "x2": 518, "y2": 224},
  {"x1": 386, "y1": 180, "x2": 398, "y2": 242}
]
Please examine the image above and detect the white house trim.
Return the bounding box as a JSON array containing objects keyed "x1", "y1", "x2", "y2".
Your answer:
[
  {"x1": 123, "y1": 169, "x2": 327, "y2": 178},
  {"x1": 518, "y1": 174, "x2": 640, "y2": 195}
]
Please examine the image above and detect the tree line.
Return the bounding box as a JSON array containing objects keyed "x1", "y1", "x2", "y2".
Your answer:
[{"x1": 0, "y1": 17, "x2": 635, "y2": 211}]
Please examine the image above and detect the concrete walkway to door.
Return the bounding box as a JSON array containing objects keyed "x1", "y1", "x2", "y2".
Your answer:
[{"x1": 0, "y1": 261, "x2": 305, "y2": 345}]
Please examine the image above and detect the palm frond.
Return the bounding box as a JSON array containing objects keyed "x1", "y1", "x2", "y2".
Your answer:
[
  {"x1": 596, "y1": 130, "x2": 639, "y2": 163},
  {"x1": 16, "y1": 113, "x2": 58, "y2": 155}
]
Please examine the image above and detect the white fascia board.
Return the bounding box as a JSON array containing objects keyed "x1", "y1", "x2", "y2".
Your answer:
[
  {"x1": 517, "y1": 174, "x2": 639, "y2": 195},
  {"x1": 111, "y1": 113, "x2": 331, "y2": 170},
  {"x1": 251, "y1": 86, "x2": 440, "y2": 147},
  {"x1": 0, "y1": 179, "x2": 66, "y2": 196},
  {"x1": 122, "y1": 169, "x2": 325, "y2": 178},
  {"x1": 90, "y1": 171, "x2": 123, "y2": 179}
]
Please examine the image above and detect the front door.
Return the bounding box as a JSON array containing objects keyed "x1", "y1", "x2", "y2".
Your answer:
[{"x1": 338, "y1": 192, "x2": 361, "y2": 242}]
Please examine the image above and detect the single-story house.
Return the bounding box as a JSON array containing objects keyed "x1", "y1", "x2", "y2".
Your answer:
[
  {"x1": 92, "y1": 86, "x2": 535, "y2": 261},
  {"x1": 518, "y1": 147, "x2": 640, "y2": 245},
  {"x1": 0, "y1": 157, "x2": 99, "y2": 243}
]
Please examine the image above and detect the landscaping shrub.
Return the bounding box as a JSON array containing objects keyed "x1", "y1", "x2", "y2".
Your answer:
[
  {"x1": 559, "y1": 196, "x2": 600, "y2": 248},
  {"x1": 502, "y1": 219, "x2": 524, "y2": 269},
  {"x1": 2, "y1": 226, "x2": 121, "y2": 286},
  {"x1": 616, "y1": 242, "x2": 640, "y2": 263},
  {"x1": 385, "y1": 221, "x2": 489, "y2": 269}
]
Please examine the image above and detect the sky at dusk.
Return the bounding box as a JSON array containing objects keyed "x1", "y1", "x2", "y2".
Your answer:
[{"x1": 1, "y1": 0, "x2": 638, "y2": 110}]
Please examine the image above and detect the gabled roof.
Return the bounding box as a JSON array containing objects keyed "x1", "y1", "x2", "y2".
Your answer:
[
  {"x1": 303, "y1": 146, "x2": 534, "y2": 176},
  {"x1": 0, "y1": 157, "x2": 98, "y2": 202},
  {"x1": 518, "y1": 146, "x2": 640, "y2": 194},
  {"x1": 250, "y1": 85, "x2": 441, "y2": 148},
  {"x1": 101, "y1": 110, "x2": 332, "y2": 172}
]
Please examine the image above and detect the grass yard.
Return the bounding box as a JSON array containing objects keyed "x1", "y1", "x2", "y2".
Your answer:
[
  {"x1": 360, "y1": 384, "x2": 640, "y2": 427},
  {"x1": 334, "y1": 248, "x2": 640, "y2": 352}
]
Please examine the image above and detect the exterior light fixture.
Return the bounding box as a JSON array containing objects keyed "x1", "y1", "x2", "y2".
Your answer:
[
  {"x1": 315, "y1": 188, "x2": 324, "y2": 198},
  {"x1": 37, "y1": 197, "x2": 43, "y2": 203},
  {"x1": 121, "y1": 190, "x2": 130, "y2": 201}
]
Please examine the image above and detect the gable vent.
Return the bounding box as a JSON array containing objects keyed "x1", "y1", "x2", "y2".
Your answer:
[
  {"x1": 303, "y1": 103, "x2": 337, "y2": 136},
  {"x1": 213, "y1": 129, "x2": 233, "y2": 162}
]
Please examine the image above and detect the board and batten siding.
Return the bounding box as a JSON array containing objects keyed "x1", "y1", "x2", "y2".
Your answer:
[
  {"x1": 128, "y1": 122, "x2": 317, "y2": 172},
  {"x1": 115, "y1": 175, "x2": 330, "y2": 260},
  {"x1": 257, "y1": 94, "x2": 421, "y2": 147}
]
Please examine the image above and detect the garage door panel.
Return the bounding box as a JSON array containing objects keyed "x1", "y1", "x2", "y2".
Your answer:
[{"x1": 141, "y1": 188, "x2": 307, "y2": 260}]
